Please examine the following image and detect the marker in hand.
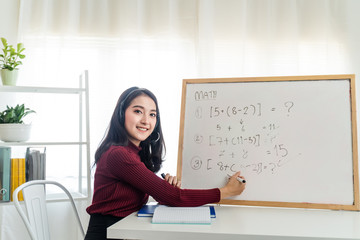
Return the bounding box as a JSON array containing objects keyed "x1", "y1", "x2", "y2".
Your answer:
[
  {"x1": 227, "y1": 174, "x2": 246, "y2": 183},
  {"x1": 161, "y1": 173, "x2": 166, "y2": 179}
]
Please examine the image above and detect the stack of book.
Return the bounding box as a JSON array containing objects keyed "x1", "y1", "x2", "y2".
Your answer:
[
  {"x1": 152, "y1": 206, "x2": 212, "y2": 225},
  {"x1": 138, "y1": 204, "x2": 216, "y2": 225},
  {"x1": 26, "y1": 147, "x2": 46, "y2": 181},
  {"x1": 0, "y1": 146, "x2": 46, "y2": 202}
]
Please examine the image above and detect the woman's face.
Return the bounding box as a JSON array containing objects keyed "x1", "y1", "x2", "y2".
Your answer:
[{"x1": 124, "y1": 94, "x2": 157, "y2": 146}]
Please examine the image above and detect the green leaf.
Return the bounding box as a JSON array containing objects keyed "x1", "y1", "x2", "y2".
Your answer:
[
  {"x1": 1, "y1": 38, "x2": 7, "y2": 47},
  {"x1": 17, "y1": 43, "x2": 24, "y2": 52},
  {"x1": 22, "y1": 110, "x2": 36, "y2": 118},
  {"x1": 9, "y1": 48, "x2": 15, "y2": 55},
  {"x1": 16, "y1": 104, "x2": 24, "y2": 115}
]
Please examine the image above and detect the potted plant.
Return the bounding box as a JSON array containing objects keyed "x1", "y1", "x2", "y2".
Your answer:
[
  {"x1": 0, "y1": 104, "x2": 35, "y2": 142},
  {"x1": 0, "y1": 37, "x2": 26, "y2": 86}
]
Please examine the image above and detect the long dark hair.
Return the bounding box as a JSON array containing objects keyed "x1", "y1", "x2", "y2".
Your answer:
[{"x1": 94, "y1": 87, "x2": 165, "y2": 173}]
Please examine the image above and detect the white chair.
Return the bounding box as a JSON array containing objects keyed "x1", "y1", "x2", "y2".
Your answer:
[{"x1": 13, "y1": 180, "x2": 85, "y2": 240}]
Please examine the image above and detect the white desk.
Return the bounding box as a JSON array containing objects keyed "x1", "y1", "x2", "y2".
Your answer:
[{"x1": 107, "y1": 205, "x2": 360, "y2": 240}]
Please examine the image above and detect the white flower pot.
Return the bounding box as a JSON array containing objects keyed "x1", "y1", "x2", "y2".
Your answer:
[
  {"x1": 0, "y1": 124, "x2": 32, "y2": 142},
  {"x1": 0, "y1": 69, "x2": 19, "y2": 86}
]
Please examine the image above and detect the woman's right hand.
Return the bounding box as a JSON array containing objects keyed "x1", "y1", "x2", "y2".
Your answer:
[
  {"x1": 219, "y1": 171, "x2": 246, "y2": 199},
  {"x1": 163, "y1": 173, "x2": 182, "y2": 188}
]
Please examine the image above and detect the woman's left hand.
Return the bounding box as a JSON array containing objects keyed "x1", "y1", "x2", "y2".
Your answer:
[{"x1": 163, "y1": 173, "x2": 181, "y2": 188}]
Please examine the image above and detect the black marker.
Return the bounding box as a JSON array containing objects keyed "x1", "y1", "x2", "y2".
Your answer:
[
  {"x1": 161, "y1": 173, "x2": 166, "y2": 179},
  {"x1": 227, "y1": 174, "x2": 246, "y2": 183}
]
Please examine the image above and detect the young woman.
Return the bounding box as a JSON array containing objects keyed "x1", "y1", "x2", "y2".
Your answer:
[{"x1": 84, "y1": 87, "x2": 246, "y2": 240}]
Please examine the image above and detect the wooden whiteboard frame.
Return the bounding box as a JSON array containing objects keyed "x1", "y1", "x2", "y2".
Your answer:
[{"x1": 177, "y1": 74, "x2": 359, "y2": 211}]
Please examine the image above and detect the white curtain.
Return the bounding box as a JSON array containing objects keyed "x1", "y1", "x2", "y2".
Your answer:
[{"x1": 17, "y1": 0, "x2": 360, "y2": 174}]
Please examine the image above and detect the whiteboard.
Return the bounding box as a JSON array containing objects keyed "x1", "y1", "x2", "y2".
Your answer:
[{"x1": 177, "y1": 75, "x2": 359, "y2": 210}]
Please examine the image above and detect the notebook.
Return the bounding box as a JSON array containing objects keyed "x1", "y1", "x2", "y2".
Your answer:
[
  {"x1": 151, "y1": 206, "x2": 212, "y2": 225},
  {"x1": 137, "y1": 204, "x2": 159, "y2": 217},
  {"x1": 137, "y1": 204, "x2": 216, "y2": 218}
]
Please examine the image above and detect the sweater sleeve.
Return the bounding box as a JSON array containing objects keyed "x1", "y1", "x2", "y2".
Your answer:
[{"x1": 106, "y1": 147, "x2": 220, "y2": 207}]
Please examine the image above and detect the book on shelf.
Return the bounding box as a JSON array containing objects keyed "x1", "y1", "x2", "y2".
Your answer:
[
  {"x1": 18, "y1": 158, "x2": 26, "y2": 199},
  {"x1": 10, "y1": 158, "x2": 26, "y2": 201},
  {"x1": 0, "y1": 147, "x2": 11, "y2": 202},
  {"x1": 10, "y1": 158, "x2": 18, "y2": 201},
  {"x1": 26, "y1": 147, "x2": 46, "y2": 181},
  {"x1": 152, "y1": 205, "x2": 213, "y2": 225}
]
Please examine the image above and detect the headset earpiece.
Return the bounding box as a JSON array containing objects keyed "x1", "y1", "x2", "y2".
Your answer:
[{"x1": 119, "y1": 101, "x2": 125, "y2": 123}]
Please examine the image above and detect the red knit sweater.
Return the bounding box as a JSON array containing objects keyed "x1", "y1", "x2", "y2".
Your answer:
[{"x1": 86, "y1": 142, "x2": 220, "y2": 217}]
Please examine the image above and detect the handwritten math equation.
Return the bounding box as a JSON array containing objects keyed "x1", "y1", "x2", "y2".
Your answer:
[
  {"x1": 190, "y1": 155, "x2": 292, "y2": 175},
  {"x1": 186, "y1": 91, "x2": 300, "y2": 176},
  {"x1": 199, "y1": 102, "x2": 295, "y2": 119}
]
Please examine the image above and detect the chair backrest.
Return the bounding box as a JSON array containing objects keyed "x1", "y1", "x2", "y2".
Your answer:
[{"x1": 13, "y1": 180, "x2": 85, "y2": 240}]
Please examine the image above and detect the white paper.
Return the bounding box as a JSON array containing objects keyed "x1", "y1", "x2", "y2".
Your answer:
[{"x1": 152, "y1": 206, "x2": 211, "y2": 224}]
